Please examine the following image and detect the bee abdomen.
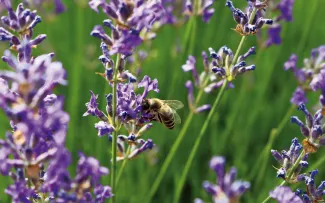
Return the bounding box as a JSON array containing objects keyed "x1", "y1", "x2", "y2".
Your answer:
[{"x1": 158, "y1": 113, "x2": 175, "y2": 129}]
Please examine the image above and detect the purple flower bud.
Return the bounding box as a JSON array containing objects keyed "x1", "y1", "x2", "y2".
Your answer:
[{"x1": 271, "y1": 150, "x2": 283, "y2": 162}]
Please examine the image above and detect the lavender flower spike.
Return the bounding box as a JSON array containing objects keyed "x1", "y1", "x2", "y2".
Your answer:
[
  {"x1": 284, "y1": 45, "x2": 325, "y2": 106},
  {"x1": 296, "y1": 169, "x2": 325, "y2": 202},
  {"x1": 210, "y1": 46, "x2": 256, "y2": 81},
  {"x1": 89, "y1": 0, "x2": 165, "y2": 55},
  {"x1": 0, "y1": 1, "x2": 46, "y2": 61},
  {"x1": 290, "y1": 104, "x2": 325, "y2": 153},
  {"x1": 0, "y1": 2, "x2": 112, "y2": 202},
  {"x1": 271, "y1": 138, "x2": 308, "y2": 180},
  {"x1": 226, "y1": 0, "x2": 273, "y2": 36},
  {"x1": 196, "y1": 156, "x2": 250, "y2": 202}
]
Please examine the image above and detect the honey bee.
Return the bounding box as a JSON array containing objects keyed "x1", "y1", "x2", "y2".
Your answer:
[{"x1": 141, "y1": 99, "x2": 184, "y2": 129}]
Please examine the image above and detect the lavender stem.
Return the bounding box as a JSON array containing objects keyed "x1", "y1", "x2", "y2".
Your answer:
[
  {"x1": 261, "y1": 151, "x2": 305, "y2": 203},
  {"x1": 111, "y1": 53, "x2": 121, "y2": 203},
  {"x1": 173, "y1": 7, "x2": 258, "y2": 203},
  {"x1": 173, "y1": 79, "x2": 228, "y2": 203},
  {"x1": 116, "y1": 146, "x2": 131, "y2": 186},
  {"x1": 146, "y1": 78, "x2": 207, "y2": 202}
]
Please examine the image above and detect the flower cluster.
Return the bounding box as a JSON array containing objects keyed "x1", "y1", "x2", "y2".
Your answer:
[
  {"x1": 226, "y1": 0, "x2": 273, "y2": 36},
  {"x1": 269, "y1": 171, "x2": 325, "y2": 203},
  {"x1": 84, "y1": 75, "x2": 159, "y2": 161},
  {"x1": 89, "y1": 0, "x2": 165, "y2": 56},
  {"x1": 0, "y1": 2, "x2": 111, "y2": 202},
  {"x1": 0, "y1": 1, "x2": 46, "y2": 61},
  {"x1": 195, "y1": 156, "x2": 250, "y2": 203},
  {"x1": 297, "y1": 169, "x2": 325, "y2": 202},
  {"x1": 290, "y1": 104, "x2": 324, "y2": 153},
  {"x1": 271, "y1": 138, "x2": 308, "y2": 180},
  {"x1": 284, "y1": 45, "x2": 325, "y2": 106},
  {"x1": 183, "y1": 46, "x2": 256, "y2": 113}
]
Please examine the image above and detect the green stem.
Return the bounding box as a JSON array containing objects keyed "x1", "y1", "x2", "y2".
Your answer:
[
  {"x1": 116, "y1": 146, "x2": 131, "y2": 186},
  {"x1": 261, "y1": 151, "x2": 305, "y2": 203},
  {"x1": 172, "y1": 8, "x2": 258, "y2": 202},
  {"x1": 146, "y1": 76, "x2": 208, "y2": 202},
  {"x1": 250, "y1": 105, "x2": 296, "y2": 183},
  {"x1": 110, "y1": 54, "x2": 121, "y2": 203},
  {"x1": 173, "y1": 80, "x2": 228, "y2": 203},
  {"x1": 261, "y1": 181, "x2": 286, "y2": 203}
]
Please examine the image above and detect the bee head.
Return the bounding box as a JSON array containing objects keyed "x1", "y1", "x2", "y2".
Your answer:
[{"x1": 141, "y1": 99, "x2": 150, "y2": 111}]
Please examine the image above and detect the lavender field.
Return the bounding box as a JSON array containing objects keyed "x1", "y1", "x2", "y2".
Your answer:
[{"x1": 1, "y1": 0, "x2": 325, "y2": 202}]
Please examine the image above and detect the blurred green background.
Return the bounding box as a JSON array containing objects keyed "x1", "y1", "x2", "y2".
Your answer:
[{"x1": 1, "y1": 0, "x2": 325, "y2": 202}]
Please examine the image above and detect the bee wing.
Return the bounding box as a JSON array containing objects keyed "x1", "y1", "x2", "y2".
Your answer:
[
  {"x1": 163, "y1": 100, "x2": 184, "y2": 110},
  {"x1": 172, "y1": 109, "x2": 182, "y2": 124}
]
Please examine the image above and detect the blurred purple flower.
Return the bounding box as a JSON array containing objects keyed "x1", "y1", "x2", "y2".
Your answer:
[
  {"x1": 0, "y1": 3, "x2": 111, "y2": 202},
  {"x1": 277, "y1": 0, "x2": 295, "y2": 22},
  {"x1": 285, "y1": 46, "x2": 325, "y2": 106},
  {"x1": 291, "y1": 87, "x2": 308, "y2": 106},
  {"x1": 183, "y1": 0, "x2": 216, "y2": 23},
  {"x1": 269, "y1": 186, "x2": 303, "y2": 203},
  {"x1": 5, "y1": 180, "x2": 35, "y2": 203},
  {"x1": 265, "y1": 24, "x2": 282, "y2": 47},
  {"x1": 0, "y1": 2, "x2": 46, "y2": 61},
  {"x1": 271, "y1": 138, "x2": 308, "y2": 179},
  {"x1": 196, "y1": 156, "x2": 250, "y2": 203}
]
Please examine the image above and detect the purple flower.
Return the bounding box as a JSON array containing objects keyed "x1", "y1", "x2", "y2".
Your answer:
[
  {"x1": 291, "y1": 87, "x2": 308, "y2": 106},
  {"x1": 196, "y1": 156, "x2": 250, "y2": 202},
  {"x1": 296, "y1": 169, "x2": 325, "y2": 202},
  {"x1": 5, "y1": 180, "x2": 35, "y2": 203},
  {"x1": 225, "y1": 0, "x2": 273, "y2": 36},
  {"x1": 95, "y1": 121, "x2": 115, "y2": 137},
  {"x1": 271, "y1": 138, "x2": 308, "y2": 179},
  {"x1": 290, "y1": 104, "x2": 325, "y2": 152},
  {"x1": 83, "y1": 91, "x2": 107, "y2": 120},
  {"x1": 277, "y1": 0, "x2": 295, "y2": 22},
  {"x1": 115, "y1": 136, "x2": 155, "y2": 161},
  {"x1": 0, "y1": 3, "x2": 111, "y2": 202},
  {"x1": 209, "y1": 46, "x2": 256, "y2": 81},
  {"x1": 183, "y1": 47, "x2": 249, "y2": 113},
  {"x1": 89, "y1": 0, "x2": 165, "y2": 55},
  {"x1": 285, "y1": 46, "x2": 325, "y2": 106},
  {"x1": 0, "y1": 2, "x2": 46, "y2": 61},
  {"x1": 0, "y1": 51, "x2": 66, "y2": 109},
  {"x1": 269, "y1": 186, "x2": 303, "y2": 203}
]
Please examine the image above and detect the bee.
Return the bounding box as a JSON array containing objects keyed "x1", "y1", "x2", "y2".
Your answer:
[{"x1": 142, "y1": 99, "x2": 184, "y2": 129}]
